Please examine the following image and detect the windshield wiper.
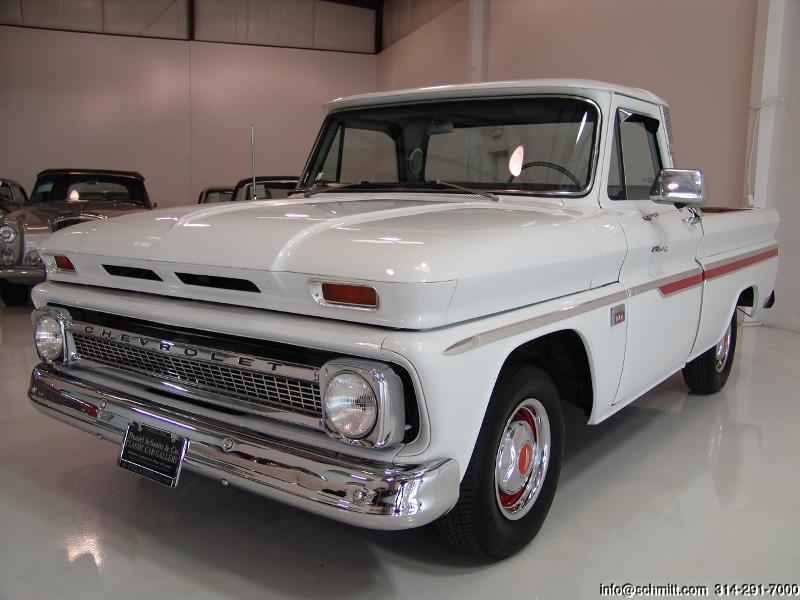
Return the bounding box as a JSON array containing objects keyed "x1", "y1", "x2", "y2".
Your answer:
[
  {"x1": 430, "y1": 180, "x2": 499, "y2": 202},
  {"x1": 303, "y1": 181, "x2": 373, "y2": 198}
]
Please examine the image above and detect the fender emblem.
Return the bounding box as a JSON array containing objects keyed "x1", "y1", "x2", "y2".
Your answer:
[{"x1": 610, "y1": 304, "x2": 626, "y2": 326}]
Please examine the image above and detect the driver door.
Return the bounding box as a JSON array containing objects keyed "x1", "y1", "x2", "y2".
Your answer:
[{"x1": 603, "y1": 96, "x2": 704, "y2": 405}]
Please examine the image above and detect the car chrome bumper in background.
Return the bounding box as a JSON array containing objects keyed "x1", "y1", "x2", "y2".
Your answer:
[
  {"x1": 0, "y1": 266, "x2": 45, "y2": 284},
  {"x1": 28, "y1": 364, "x2": 460, "y2": 530}
]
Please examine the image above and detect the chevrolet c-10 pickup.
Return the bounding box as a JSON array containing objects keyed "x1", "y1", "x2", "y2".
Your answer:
[{"x1": 27, "y1": 80, "x2": 779, "y2": 560}]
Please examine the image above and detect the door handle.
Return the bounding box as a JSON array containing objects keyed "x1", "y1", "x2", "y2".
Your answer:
[
  {"x1": 642, "y1": 212, "x2": 659, "y2": 221},
  {"x1": 682, "y1": 206, "x2": 702, "y2": 226}
]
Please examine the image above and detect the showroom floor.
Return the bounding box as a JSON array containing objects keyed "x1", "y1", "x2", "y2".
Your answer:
[{"x1": 1, "y1": 304, "x2": 798, "y2": 599}]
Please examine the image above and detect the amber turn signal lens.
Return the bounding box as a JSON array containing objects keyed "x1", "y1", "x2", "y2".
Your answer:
[
  {"x1": 54, "y1": 255, "x2": 75, "y2": 272},
  {"x1": 322, "y1": 283, "x2": 378, "y2": 307}
]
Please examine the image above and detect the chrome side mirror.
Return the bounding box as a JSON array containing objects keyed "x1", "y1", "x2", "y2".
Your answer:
[{"x1": 650, "y1": 169, "x2": 708, "y2": 206}]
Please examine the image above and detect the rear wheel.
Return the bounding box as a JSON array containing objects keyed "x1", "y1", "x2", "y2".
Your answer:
[
  {"x1": 436, "y1": 364, "x2": 564, "y2": 560},
  {"x1": 0, "y1": 280, "x2": 30, "y2": 306},
  {"x1": 682, "y1": 312, "x2": 737, "y2": 394}
]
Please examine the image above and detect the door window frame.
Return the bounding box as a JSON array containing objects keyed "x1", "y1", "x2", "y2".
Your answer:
[{"x1": 607, "y1": 107, "x2": 664, "y2": 201}]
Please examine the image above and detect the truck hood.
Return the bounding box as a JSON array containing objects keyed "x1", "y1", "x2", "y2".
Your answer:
[{"x1": 41, "y1": 194, "x2": 603, "y2": 328}]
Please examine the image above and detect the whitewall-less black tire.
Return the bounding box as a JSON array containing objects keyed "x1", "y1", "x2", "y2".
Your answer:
[
  {"x1": 435, "y1": 364, "x2": 565, "y2": 560},
  {"x1": 683, "y1": 312, "x2": 738, "y2": 394}
]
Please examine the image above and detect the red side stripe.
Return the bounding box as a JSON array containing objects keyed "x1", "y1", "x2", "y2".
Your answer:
[
  {"x1": 659, "y1": 273, "x2": 703, "y2": 296},
  {"x1": 658, "y1": 246, "x2": 778, "y2": 297},
  {"x1": 702, "y1": 247, "x2": 779, "y2": 282}
]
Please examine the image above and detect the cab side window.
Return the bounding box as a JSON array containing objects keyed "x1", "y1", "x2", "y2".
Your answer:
[{"x1": 608, "y1": 110, "x2": 662, "y2": 200}]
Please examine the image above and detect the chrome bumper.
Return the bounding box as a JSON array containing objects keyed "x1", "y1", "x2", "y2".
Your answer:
[
  {"x1": 28, "y1": 364, "x2": 460, "y2": 530},
  {"x1": 0, "y1": 266, "x2": 44, "y2": 284}
]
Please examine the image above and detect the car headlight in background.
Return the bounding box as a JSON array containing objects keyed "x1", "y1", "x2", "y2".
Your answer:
[
  {"x1": 0, "y1": 223, "x2": 18, "y2": 244},
  {"x1": 319, "y1": 358, "x2": 406, "y2": 448},
  {"x1": 1, "y1": 247, "x2": 14, "y2": 266},
  {"x1": 23, "y1": 250, "x2": 43, "y2": 267},
  {"x1": 32, "y1": 311, "x2": 67, "y2": 362}
]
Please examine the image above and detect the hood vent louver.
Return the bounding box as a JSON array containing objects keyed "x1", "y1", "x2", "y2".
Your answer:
[
  {"x1": 103, "y1": 265, "x2": 162, "y2": 281},
  {"x1": 175, "y1": 272, "x2": 260, "y2": 293}
]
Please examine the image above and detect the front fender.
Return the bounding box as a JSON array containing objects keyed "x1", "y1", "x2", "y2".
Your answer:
[{"x1": 383, "y1": 283, "x2": 628, "y2": 473}]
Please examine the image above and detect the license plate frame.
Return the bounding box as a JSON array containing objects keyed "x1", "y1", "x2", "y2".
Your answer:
[{"x1": 119, "y1": 421, "x2": 188, "y2": 487}]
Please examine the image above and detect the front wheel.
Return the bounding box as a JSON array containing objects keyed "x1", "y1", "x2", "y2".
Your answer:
[
  {"x1": 435, "y1": 364, "x2": 564, "y2": 560},
  {"x1": 682, "y1": 312, "x2": 738, "y2": 394},
  {"x1": 0, "y1": 280, "x2": 31, "y2": 306}
]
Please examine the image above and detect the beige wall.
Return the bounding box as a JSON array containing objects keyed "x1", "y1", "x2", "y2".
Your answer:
[
  {"x1": 0, "y1": 26, "x2": 191, "y2": 206},
  {"x1": 377, "y1": 0, "x2": 470, "y2": 91},
  {"x1": 0, "y1": 25, "x2": 376, "y2": 206},
  {"x1": 189, "y1": 40, "x2": 376, "y2": 195},
  {"x1": 382, "y1": 0, "x2": 461, "y2": 48}
]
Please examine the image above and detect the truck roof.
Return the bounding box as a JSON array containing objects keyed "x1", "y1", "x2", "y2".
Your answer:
[
  {"x1": 37, "y1": 168, "x2": 145, "y2": 179},
  {"x1": 326, "y1": 79, "x2": 667, "y2": 112}
]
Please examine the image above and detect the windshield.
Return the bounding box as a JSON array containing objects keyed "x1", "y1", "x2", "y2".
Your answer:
[
  {"x1": 301, "y1": 97, "x2": 598, "y2": 196},
  {"x1": 30, "y1": 173, "x2": 149, "y2": 206}
]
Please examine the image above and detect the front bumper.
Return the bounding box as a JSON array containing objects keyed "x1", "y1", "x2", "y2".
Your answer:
[
  {"x1": 0, "y1": 266, "x2": 45, "y2": 284},
  {"x1": 29, "y1": 364, "x2": 460, "y2": 530}
]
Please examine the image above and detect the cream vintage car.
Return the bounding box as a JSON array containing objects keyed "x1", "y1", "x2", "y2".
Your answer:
[{"x1": 27, "y1": 81, "x2": 779, "y2": 560}]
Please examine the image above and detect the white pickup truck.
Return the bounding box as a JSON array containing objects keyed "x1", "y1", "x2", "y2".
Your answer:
[{"x1": 28, "y1": 80, "x2": 779, "y2": 560}]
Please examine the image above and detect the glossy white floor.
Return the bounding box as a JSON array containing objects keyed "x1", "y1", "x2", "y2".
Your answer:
[{"x1": 1, "y1": 304, "x2": 798, "y2": 600}]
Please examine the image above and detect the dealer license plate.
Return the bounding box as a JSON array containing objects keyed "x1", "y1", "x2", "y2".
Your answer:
[{"x1": 119, "y1": 422, "x2": 187, "y2": 487}]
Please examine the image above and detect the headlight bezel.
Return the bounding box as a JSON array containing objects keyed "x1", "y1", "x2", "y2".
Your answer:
[
  {"x1": 319, "y1": 358, "x2": 406, "y2": 449},
  {"x1": 31, "y1": 309, "x2": 70, "y2": 363}
]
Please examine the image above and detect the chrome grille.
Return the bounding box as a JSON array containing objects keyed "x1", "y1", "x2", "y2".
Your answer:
[
  {"x1": 53, "y1": 217, "x2": 93, "y2": 231},
  {"x1": 72, "y1": 333, "x2": 322, "y2": 418}
]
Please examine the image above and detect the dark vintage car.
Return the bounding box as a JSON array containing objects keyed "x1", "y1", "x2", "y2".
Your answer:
[
  {"x1": 231, "y1": 176, "x2": 298, "y2": 201},
  {"x1": 0, "y1": 168, "x2": 154, "y2": 306},
  {"x1": 0, "y1": 178, "x2": 27, "y2": 215},
  {"x1": 197, "y1": 186, "x2": 234, "y2": 204}
]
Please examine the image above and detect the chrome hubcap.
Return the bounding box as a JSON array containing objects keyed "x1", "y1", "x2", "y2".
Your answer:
[
  {"x1": 715, "y1": 322, "x2": 733, "y2": 373},
  {"x1": 495, "y1": 398, "x2": 550, "y2": 520}
]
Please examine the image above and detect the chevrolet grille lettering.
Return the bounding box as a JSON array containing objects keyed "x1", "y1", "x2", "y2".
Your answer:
[{"x1": 67, "y1": 320, "x2": 319, "y2": 383}]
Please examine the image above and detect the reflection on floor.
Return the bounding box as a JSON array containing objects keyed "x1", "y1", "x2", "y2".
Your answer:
[{"x1": 1, "y1": 304, "x2": 798, "y2": 599}]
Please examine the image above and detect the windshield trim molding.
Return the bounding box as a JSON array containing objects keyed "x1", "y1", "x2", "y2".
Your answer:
[{"x1": 300, "y1": 94, "x2": 603, "y2": 200}]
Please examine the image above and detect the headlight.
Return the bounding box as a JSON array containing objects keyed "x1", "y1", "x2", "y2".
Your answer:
[
  {"x1": 323, "y1": 372, "x2": 377, "y2": 439},
  {"x1": 319, "y1": 358, "x2": 406, "y2": 448},
  {"x1": 1, "y1": 247, "x2": 14, "y2": 266},
  {"x1": 33, "y1": 313, "x2": 65, "y2": 361},
  {"x1": 23, "y1": 250, "x2": 43, "y2": 267},
  {"x1": 0, "y1": 223, "x2": 18, "y2": 244}
]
